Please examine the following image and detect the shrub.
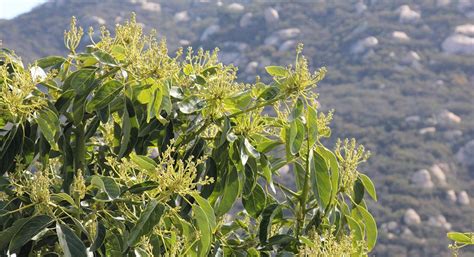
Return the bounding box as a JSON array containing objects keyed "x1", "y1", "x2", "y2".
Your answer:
[{"x1": 0, "y1": 15, "x2": 377, "y2": 256}]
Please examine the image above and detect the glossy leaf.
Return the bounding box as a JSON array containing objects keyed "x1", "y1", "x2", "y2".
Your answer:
[
  {"x1": 359, "y1": 173, "x2": 377, "y2": 202},
  {"x1": 265, "y1": 66, "x2": 288, "y2": 77},
  {"x1": 86, "y1": 80, "x2": 123, "y2": 113},
  {"x1": 8, "y1": 215, "x2": 53, "y2": 252},
  {"x1": 127, "y1": 200, "x2": 165, "y2": 247},
  {"x1": 56, "y1": 223, "x2": 88, "y2": 257}
]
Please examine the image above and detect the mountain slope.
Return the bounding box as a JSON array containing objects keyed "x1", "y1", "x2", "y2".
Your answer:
[{"x1": 0, "y1": 0, "x2": 473, "y2": 256}]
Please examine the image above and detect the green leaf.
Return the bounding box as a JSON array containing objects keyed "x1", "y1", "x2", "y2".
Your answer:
[
  {"x1": 355, "y1": 205, "x2": 377, "y2": 251},
  {"x1": 36, "y1": 56, "x2": 66, "y2": 69},
  {"x1": 127, "y1": 181, "x2": 159, "y2": 194},
  {"x1": 353, "y1": 179, "x2": 365, "y2": 204},
  {"x1": 287, "y1": 119, "x2": 304, "y2": 156},
  {"x1": 56, "y1": 223, "x2": 88, "y2": 257},
  {"x1": 288, "y1": 97, "x2": 304, "y2": 122},
  {"x1": 311, "y1": 150, "x2": 331, "y2": 209},
  {"x1": 127, "y1": 200, "x2": 165, "y2": 247},
  {"x1": 244, "y1": 138, "x2": 260, "y2": 159},
  {"x1": 316, "y1": 146, "x2": 339, "y2": 203},
  {"x1": 265, "y1": 66, "x2": 288, "y2": 77},
  {"x1": 110, "y1": 45, "x2": 127, "y2": 61},
  {"x1": 447, "y1": 232, "x2": 473, "y2": 244},
  {"x1": 306, "y1": 105, "x2": 318, "y2": 148},
  {"x1": 92, "y1": 50, "x2": 118, "y2": 66},
  {"x1": 191, "y1": 193, "x2": 217, "y2": 229},
  {"x1": 216, "y1": 167, "x2": 240, "y2": 216},
  {"x1": 147, "y1": 86, "x2": 163, "y2": 122},
  {"x1": 36, "y1": 108, "x2": 60, "y2": 151},
  {"x1": 193, "y1": 204, "x2": 212, "y2": 256},
  {"x1": 358, "y1": 173, "x2": 377, "y2": 202},
  {"x1": 242, "y1": 184, "x2": 266, "y2": 218},
  {"x1": 259, "y1": 203, "x2": 279, "y2": 243},
  {"x1": 130, "y1": 153, "x2": 157, "y2": 171},
  {"x1": 86, "y1": 80, "x2": 123, "y2": 113},
  {"x1": 62, "y1": 68, "x2": 97, "y2": 94},
  {"x1": 9, "y1": 215, "x2": 53, "y2": 252},
  {"x1": 183, "y1": 63, "x2": 193, "y2": 75},
  {"x1": 0, "y1": 218, "x2": 29, "y2": 251},
  {"x1": 90, "y1": 222, "x2": 106, "y2": 251},
  {"x1": 51, "y1": 193, "x2": 77, "y2": 207},
  {"x1": 91, "y1": 175, "x2": 120, "y2": 200},
  {"x1": 178, "y1": 97, "x2": 203, "y2": 114}
]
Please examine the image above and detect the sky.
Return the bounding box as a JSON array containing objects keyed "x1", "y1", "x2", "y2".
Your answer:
[{"x1": 0, "y1": 0, "x2": 48, "y2": 19}]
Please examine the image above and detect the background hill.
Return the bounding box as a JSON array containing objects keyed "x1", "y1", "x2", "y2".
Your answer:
[{"x1": 1, "y1": 0, "x2": 473, "y2": 256}]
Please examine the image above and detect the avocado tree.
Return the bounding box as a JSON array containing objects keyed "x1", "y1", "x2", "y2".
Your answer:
[{"x1": 0, "y1": 15, "x2": 377, "y2": 256}]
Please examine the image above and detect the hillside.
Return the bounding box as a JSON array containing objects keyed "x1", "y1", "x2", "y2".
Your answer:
[{"x1": 0, "y1": 0, "x2": 473, "y2": 256}]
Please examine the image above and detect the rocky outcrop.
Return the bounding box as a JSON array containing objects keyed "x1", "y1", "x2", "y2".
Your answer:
[
  {"x1": 429, "y1": 164, "x2": 447, "y2": 186},
  {"x1": 398, "y1": 5, "x2": 421, "y2": 24},
  {"x1": 174, "y1": 11, "x2": 190, "y2": 23},
  {"x1": 392, "y1": 31, "x2": 410, "y2": 42},
  {"x1": 442, "y1": 34, "x2": 474, "y2": 55},
  {"x1": 245, "y1": 61, "x2": 258, "y2": 74},
  {"x1": 264, "y1": 28, "x2": 301, "y2": 47},
  {"x1": 446, "y1": 190, "x2": 457, "y2": 203},
  {"x1": 411, "y1": 169, "x2": 434, "y2": 188},
  {"x1": 455, "y1": 24, "x2": 474, "y2": 36},
  {"x1": 436, "y1": 110, "x2": 461, "y2": 127},
  {"x1": 427, "y1": 215, "x2": 452, "y2": 230},
  {"x1": 240, "y1": 12, "x2": 253, "y2": 27},
  {"x1": 351, "y1": 36, "x2": 378, "y2": 54},
  {"x1": 227, "y1": 3, "x2": 245, "y2": 13},
  {"x1": 140, "y1": 1, "x2": 161, "y2": 13},
  {"x1": 264, "y1": 7, "x2": 279, "y2": 23},
  {"x1": 419, "y1": 127, "x2": 436, "y2": 135},
  {"x1": 458, "y1": 191, "x2": 470, "y2": 205},
  {"x1": 200, "y1": 24, "x2": 220, "y2": 41},
  {"x1": 456, "y1": 140, "x2": 474, "y2": 167},
  {"x1": 355, "y1": 2, "x2": 367, "y2": 14},
  {"x1": 404, "y1": 208, "x2": 421, "y2": 225}
]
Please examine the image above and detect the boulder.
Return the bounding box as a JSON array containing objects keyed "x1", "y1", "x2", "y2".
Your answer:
[
  {"x1": 174, "y1": 11, "x2": 190, "y2": 23},
  {"x1": 458, "y1": 191, "x2": 470, "y2": 205},
  {"x1": 200, "y1": 24, "x2": 220, "y2": 41},
  {"x1": 446, "y1": 190, "x2": 457, "y2": 203},
  {"x1": 227, "y1": 3, "x2": 245, "y2": 13},
  {"x1": 141, "y1": 1, "x2": 161, "y2": 13},
  {"x1": 455, "y1": 24, "x2": 474, "y2": 36},
  {"x1": 401, "y1": 51, "x2": 421, "y2": 65},
  {"x1": 179, "y1": 39, "x2": 191, "y2": 46},
  {"x1": 276, "y1": 28, "x2": 301, "y2": 39},
  {"x1": 457, "y1": 140, "x2": 474, "y2": 166},
  {"x1": 437, "y1": 110, "x2": 461, "y2": 127},
  {"x1": 429, "y1": 164, "x2": 447, "y2": 186},
  {"x1": 279, "y1": 40, "x2": 297, "y2": 52},
  {"x1": 398, "y1": 5, "x2": 421, "y2": 24},
  {"x1": 240, "y1": 12, "x2": 253, "y2": 27},
  {"x1": 419, "y1": 127, "x2": 436, "y2": 135},
  {"x1": 427, "y1": 215, "x2": 452, "y2": 230},
  {"x1": 245, "y1": 61, "x2": 258, "y2": 74},
  {"x1": 404, "y1": 208, "x2": 421, "y2": 225},
  {"x1": 351, "y1": 36, "x2": 378, "y2": 54},
  {"x1": 264, "y1": 7, "x2": 279, "y2": 23},
  {"x1": 392, "y1": 31, "x2": 410, "y2": 42},
  {"x1": 411, "y1": 169, "x2": 434, "y2": 188},
  {"x1": 442, "y1": 34, "x2": 474, "y2": 55}
]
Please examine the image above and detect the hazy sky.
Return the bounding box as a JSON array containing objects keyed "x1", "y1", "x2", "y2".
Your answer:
[{"x1": 0, "y1": 0, "x2": 47, "y2": 19}]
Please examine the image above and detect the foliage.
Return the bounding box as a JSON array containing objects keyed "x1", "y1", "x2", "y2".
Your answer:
[
  {"x1": 0, "y1": 15, "x2": 377, "y2": 256},
  {"x1": 448, "y1": 232, "x2": 474, "y2": 257}
]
